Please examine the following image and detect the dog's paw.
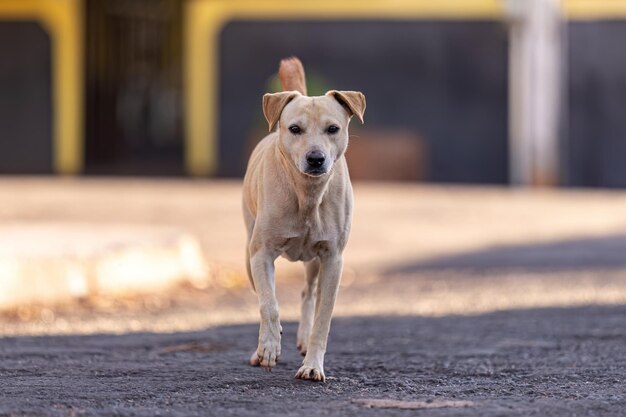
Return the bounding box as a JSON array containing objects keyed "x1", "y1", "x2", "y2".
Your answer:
[
  {"x1": 256, "y1": 342, "x2": 280, "y2": 369},
  {"x1": 296, "y1": 340, "x2": 308, "y2": 356},
  {"x1": 296, "y1": 327, "x2": 310, "y2": 356},
  {"x1": 256, "y1": 333, "x2": 281, "y2": 369},
  {"x1": 295, "y1": 364, "x2": 325, "y2": 382},
  {"x1": 249, "y1": 350, "x2": 261, "y2": 366}
]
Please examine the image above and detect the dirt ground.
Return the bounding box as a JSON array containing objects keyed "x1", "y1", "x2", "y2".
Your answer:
[{"x1": 1, "y1": 179, "x2": 625, "y2": 416}]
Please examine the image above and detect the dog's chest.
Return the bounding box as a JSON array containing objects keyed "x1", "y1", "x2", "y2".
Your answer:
[
  {"x1": 270, "y1": 180, "x2": 349, "y2": 262},
  {"x1": 278, "y1": 215, "x2": 334, "y2": 262},
  {"x1": 280, "y1": 235, "x2": 328, "y2": 262}
]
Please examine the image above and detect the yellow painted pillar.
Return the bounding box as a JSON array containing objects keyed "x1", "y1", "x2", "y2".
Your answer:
[{"x1": 0, "y1": 0, "x2": 83, "y2": 174}]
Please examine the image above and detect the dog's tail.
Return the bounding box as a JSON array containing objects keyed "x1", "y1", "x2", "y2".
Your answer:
[{"x1": 279, "y1": 57, "x2": 307, "y2": 95}]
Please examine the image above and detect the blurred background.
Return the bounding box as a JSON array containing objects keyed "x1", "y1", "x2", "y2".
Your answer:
[
  {"x1": 2, "y1": 0, "x2": 625, "y2": 187},
  {"x1": 3, "y1": 3, "x2": 626, "y2": 413},
  {"x1": 1, "y1": 0, "x2": 626, "y2": 332}
]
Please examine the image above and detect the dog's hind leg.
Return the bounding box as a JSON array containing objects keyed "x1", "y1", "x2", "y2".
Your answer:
[
  {"x1": 297, "y1": 258, "x2": 319, "y2": 356},
  {"x1": 245, "y1": 244, "x2": 254, "y2": 292},
  {"x1": 243, "y1": 214, "x2": 255, "y2": 291}
]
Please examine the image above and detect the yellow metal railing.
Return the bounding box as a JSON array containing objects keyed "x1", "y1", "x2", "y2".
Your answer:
[
  {"x1": 565, "y1": 0, "x2": 626, "y2": 19},
  {"x1": 0, "y1": 0, "x2": 83, "y2": 175}
]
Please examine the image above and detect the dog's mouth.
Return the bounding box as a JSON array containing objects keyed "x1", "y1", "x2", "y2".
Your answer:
[{"x1": 302, "y1": 168, "x2": 328, "y2": 177}]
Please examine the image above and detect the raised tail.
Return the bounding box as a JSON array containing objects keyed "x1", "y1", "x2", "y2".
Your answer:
[{"x1": 278, "y1": 57, "x2": 307, "y2": 95}]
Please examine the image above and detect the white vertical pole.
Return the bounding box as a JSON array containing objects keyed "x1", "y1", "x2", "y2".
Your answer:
[{"x1": 506, "y1": 0, "x2": 563, "y2": 186}]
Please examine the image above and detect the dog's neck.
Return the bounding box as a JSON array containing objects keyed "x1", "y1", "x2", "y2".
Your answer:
[{"x1": 275, "y1": 141, "x2": 333, "y2": 216}]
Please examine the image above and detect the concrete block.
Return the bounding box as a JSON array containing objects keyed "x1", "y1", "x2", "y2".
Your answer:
[{"x1": 0, "y1": 223, "x2": 208, "y2": 309}]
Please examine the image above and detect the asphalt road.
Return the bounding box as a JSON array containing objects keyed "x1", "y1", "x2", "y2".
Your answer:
[
  {"x1": 1, "y1": 305, "x2": 625, "y2": 416},
  {"x1": 1, "y1": 179, "x2": 626, "y2": 416}
]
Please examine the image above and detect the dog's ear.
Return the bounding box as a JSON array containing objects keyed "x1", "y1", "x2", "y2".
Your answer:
[
  {"x1": 263, "y1": 91, "x2": 300, "y2": 132},
  {"x1": 326, "y1": 90, "x2": 366, "y2": 124}
]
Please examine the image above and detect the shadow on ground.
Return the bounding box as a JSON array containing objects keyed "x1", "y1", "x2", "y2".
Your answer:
[
  {"x1": 1, "y1": 305, "x2": 625, "y2": 416},
  {"x1": 387, "y1": 234, "x2": 626, "y2": 274}
]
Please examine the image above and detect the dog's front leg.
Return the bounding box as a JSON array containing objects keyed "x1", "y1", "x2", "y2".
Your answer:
[
  {"x1": 250, "y1": 250, "x2": 281, "y2": 369},
  {"x1": 295, "y1": 254, "x2": 342, "y2": 382}
]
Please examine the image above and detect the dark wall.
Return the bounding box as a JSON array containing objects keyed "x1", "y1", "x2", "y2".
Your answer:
[
  {"x1": 568, "y1": 21, "x2": 626, "y2": 188},
  {"x1": 218, "y1": 20, "x2": 509, "y2": 183},
  {"x1": 0, "y1": 22, "x2": 52, "y2": 173},
  {"x1": 84, "y1": 0, "x2": 185, "y2": 176}
]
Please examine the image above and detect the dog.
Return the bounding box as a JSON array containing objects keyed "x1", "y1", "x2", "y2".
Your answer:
[{"x1": 242, "y1": 57, "x2": 365, "y2": 381}]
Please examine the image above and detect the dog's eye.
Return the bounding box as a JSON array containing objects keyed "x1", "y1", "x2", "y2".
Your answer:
[
  {"x1": 327, "y1": 125, "x2": 340, "y2": 134},
  {"x1": 288, "y1": 125, "x2": 302, "y2": 135}
]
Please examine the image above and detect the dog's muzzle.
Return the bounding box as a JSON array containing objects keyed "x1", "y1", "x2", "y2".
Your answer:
[{"x1": 304, "y1": 150, "x2": 327, "y2": 176}]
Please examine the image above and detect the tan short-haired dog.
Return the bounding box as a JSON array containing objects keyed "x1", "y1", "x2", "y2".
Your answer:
[{"x1": 242, "y1": 58, "x2": 365, "y2": 381}]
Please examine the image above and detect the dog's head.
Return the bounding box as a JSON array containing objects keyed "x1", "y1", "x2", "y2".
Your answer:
[{"x1": 263, "y1": 90, "x2": 366, "y2": 177}]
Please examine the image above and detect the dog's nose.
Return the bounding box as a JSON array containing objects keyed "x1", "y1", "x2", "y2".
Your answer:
[{"x1": 306, "y1": 151, "x2": 326, "y2": 168}]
